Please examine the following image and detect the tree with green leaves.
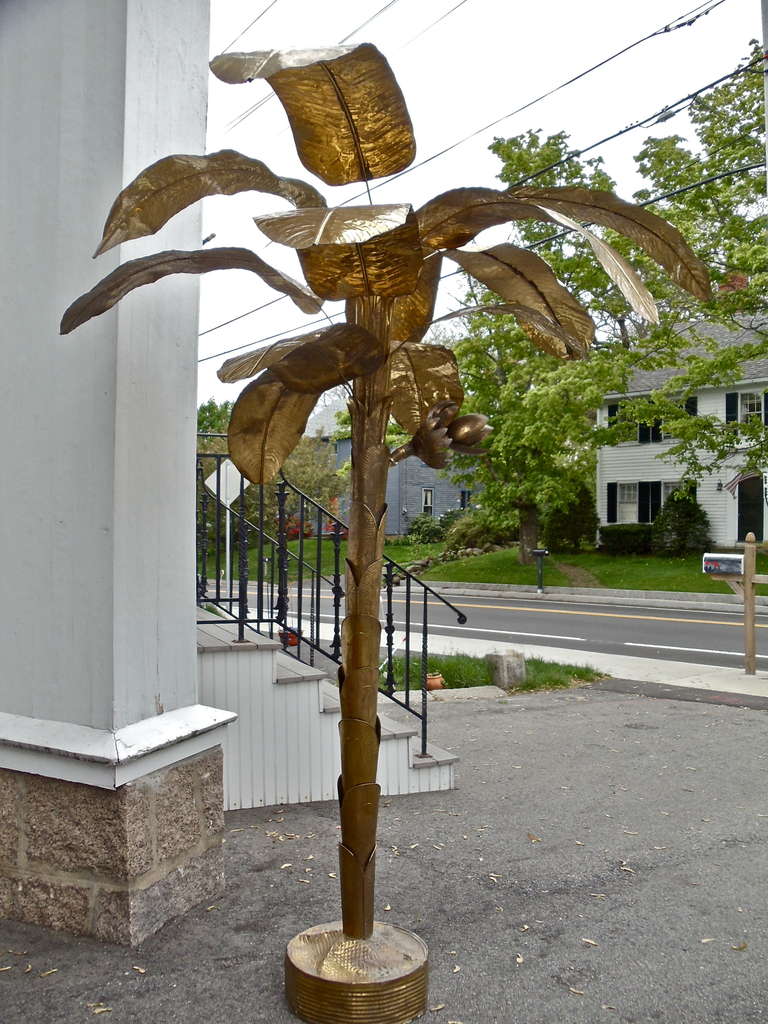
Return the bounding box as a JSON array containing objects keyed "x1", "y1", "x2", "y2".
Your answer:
[{"x1": 451, "y1": 43, "x2": 765, "y2": 557}]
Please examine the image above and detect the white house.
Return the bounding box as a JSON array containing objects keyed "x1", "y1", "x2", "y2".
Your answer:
[{"x1": 596, "y1": 325, "x2": 768, "y2": 545}]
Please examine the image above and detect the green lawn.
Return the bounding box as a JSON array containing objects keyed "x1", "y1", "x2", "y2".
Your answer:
[
  {"x1": 423, "y1": 545, "x2": 768, "y2": 595},
  {"x1": 422, "y1": 548, "x2": 571, "y2": 586},
  {"x1": 238, "y1": 539, "x2": 444, "y2": 582},
  {"x1": 383, "y1": 652, "x2": 602, "y2": 691}
]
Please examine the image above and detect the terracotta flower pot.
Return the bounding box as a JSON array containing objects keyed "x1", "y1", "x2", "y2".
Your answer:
[
  {"x1": 425, "y1": 672, "x2": 445, "y2": 691},
  {"x1": 279, "y1": 630, "x2": 299, "y2": 647}
]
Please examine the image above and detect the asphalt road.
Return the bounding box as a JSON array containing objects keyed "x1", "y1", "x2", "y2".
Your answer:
[{"x1": 262, "y1": 586, "x2": 767, "y2": 670}]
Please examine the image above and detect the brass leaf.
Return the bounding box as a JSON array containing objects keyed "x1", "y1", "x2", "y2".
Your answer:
[
  {"x1": 228, "y1": 371, "x2": 319, "y2": 484},
  {"x1": 213, "y1": 45, "x2": 416, "y2": 186},
  {"x1": 445, "y1": 244, "x2": 595, "y2": 351},
  {"x1": 218, "y1": 323, "x2": 386, "y2": 392},
  {"x1": 432, "y1": 302, "x2": 588, "y2": 359},
  {"x1": 298, "y1": 217, "x2": 422, "y2": 300},
  {"x1": 390, "y1": 343, "x2": 463, "y2": 434},
  {"x1": 60, "y1": 248, "x2": 322, "y2": 334},
  {"x1": 417, "y1": 187, "x2": 538, "y2": 253},
  {"x1": 537, "y1": 206, "x2": 659, "y2": 323},
  {"x1": 410, "y1": 400, "x2": 458, "y2": 469},
  {"x1": 255, "y1": 204, "x2": 412, "y2": 249},
  {"x1": 95, "y1": 150, "x2": 325, "y2": 256},
  {"x1": 509, "y1": 185, "x2": 711, "y2": 300},
  {"x1": 387, "y1": 253, "x2": 443, "y2": 344}
]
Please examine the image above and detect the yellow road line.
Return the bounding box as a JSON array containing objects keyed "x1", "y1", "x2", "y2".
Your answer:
[
  {"x1": 393, "y1": 598, "x2": 766, "y2": 630},
  {"x1": 257, "y1": 587, "x2": 765, "y2": 629}
]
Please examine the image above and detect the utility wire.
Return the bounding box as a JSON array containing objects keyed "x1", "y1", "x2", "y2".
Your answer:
[
  {"x1": 227, "y1": 0, "x2": 404, "y2": 131},
  {"x1": 402, "y1": 0, "x2": 474, "y2": 47},
  {"x1": 221, "y1": 0, "x2": 281, "y2": 53},
  {"x1": 200, "y1": 55, "x2": 754, "y2": 341},
  {"x1": 343, "y1": 0, "x2": 732, "y2": 202},
  {"x1": 198, "y1": 161, "x2": 762, "y2": 366}
]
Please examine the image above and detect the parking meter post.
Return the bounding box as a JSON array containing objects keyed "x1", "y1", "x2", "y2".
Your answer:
[{"x1": 744, "y1": 532, "x2": 757, "y2": 675}]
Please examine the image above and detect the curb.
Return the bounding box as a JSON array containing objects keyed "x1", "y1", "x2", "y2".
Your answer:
[{"x1": 427, "y1": 581, "x2": 768, "y2": 615}]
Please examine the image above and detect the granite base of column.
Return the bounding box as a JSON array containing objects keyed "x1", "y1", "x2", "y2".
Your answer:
[{"x1": 0, "y1": 746, "x2": 224, "y2": 945}]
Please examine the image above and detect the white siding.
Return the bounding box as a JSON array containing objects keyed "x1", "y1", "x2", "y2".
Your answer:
[{"x1": 597, "y1": 382, "x2": 768, "y2": 546}]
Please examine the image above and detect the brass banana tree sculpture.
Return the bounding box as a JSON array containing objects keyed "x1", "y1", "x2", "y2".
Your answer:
[{"x1": 62, "y1": 42, "x2": 709, "y2": 1022}]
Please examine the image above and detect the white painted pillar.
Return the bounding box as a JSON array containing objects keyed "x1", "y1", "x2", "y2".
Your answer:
[{"x1": 0, "y1": 1, "x2": 214, "y2": 744}]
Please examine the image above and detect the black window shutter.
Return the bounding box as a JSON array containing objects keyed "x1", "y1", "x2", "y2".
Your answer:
[
  {"x1": 725, "y1": 392, "x2": 738, "y2": 422},
  {"x1": 763, "y1": 392, "x2": 768, "y2": 426},
  {"x1": 638, "y1": 481, "x2": 651, "y2": 522},
  {"x1": 651, "y1": 419, "x2": 663, "y2": 443},
  {"x1": 650, "y1": 481, "x2": 662, "y2": 521},
  {"x1": 638, "y1": 423, "x2": 650, "y2": 444},
  {"x1": 607, "y1": 403, "x2": 619, "y2": 422},
  {"x1": 685, "y1": 396, "x2": 698, "y2": 416},
  {"x1": 606, "y1": 482, "x2": 617, "y2": 523}
]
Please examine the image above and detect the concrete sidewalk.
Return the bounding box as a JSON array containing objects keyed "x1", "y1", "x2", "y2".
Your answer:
[
  {"x1": 423, "y1": 631, "x2": 768, "y2": 700},
  {"x1": 2, "y1": 685, "x2": 766, "y2": 1023}
]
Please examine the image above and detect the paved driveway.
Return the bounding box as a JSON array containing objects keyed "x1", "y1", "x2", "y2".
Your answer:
[{"x1": 2, "y1": 687, "x2": 767, "y2": 1023}]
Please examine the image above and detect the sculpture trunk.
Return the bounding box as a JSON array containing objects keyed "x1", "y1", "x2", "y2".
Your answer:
[{"x1": 337, "y1": 296, "x2": 394, "y2": 939}]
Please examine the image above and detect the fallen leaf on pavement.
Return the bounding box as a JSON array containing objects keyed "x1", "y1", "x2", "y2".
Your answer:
[
  {"x1": 0, "y1": 966, "x2": 12, "y2": 972},
  {"x1": 515, "y1": 954, "x2": 524, "y2": 964},
  {"x1": 39, "y1": 969, "x2": 58, "y2": 977},
  {"x1": 601, "y1": 1005, "x2": 618, "y2": 1011},
  {"x1": 280, "y1": 863, "x2": 292, "y2": 870},
  {"x1": 24, "y1": 964, "x2": 31, "y2": 974},
  {"x1": 732, "y1": 942, "x2": 748, "y2": 951},
  {"x1": 132, "y1": 966, "x2": 146, "y2": 974},
  {"x1": 700, "y1": 938, "x2": 716, "y2": 943},
  {"x1": 452, "y1": 965, "x2": 461, "y2": 973},
  {"x1": 427, "y1": 1004, "x2": 445, "y2": 1012},
  {"x1": 569, "y1": 987, "x2": 585, "y2": 995},
  {"x1": 581, "y1": 938, "x2": 598, "y2": 947},
  {"x1": 527, "y1": 833, "x2": 542, "y2": 843}
]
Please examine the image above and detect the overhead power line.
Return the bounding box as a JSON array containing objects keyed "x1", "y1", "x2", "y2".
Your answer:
[
  {"x1": 227, "y1": 0, "x2": 404, "y2": 131},
  {"x1": 221, "y1": 0, "x2": 281, "y2": 53},
  {"x1": 200, "y1": 54, "x2": 754, "y2": 341},
  {"x1": 344, "y1": 0, "x2": 732, "y2": 202},
  {"x1": 402, "y1": 0, "x2": 474, "y2": 47},
  {"x1": 198, "y1": 161, "x2": 762, "y2": 367}
]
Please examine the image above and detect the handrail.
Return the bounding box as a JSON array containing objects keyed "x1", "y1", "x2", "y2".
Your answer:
[{"x1": 195, "y1": 443, "x2": 469, "y2": 754}]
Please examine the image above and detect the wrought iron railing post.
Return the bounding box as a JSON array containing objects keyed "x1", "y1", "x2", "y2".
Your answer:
[
  {"x1": 384, "y1": 562, "x2": 396, "y2": 696},
  {"x1": 330, "y1": 521, "x2": 343, "y2": 660},
  {"x1": 275, "y1": 477, "x2": 289, "y2": 635},
  {"x1": 196, "y1": 458, "x2": 209, "y2": 604},
  {"x1": 421, "y1": 589, "x2": 429, "y2": 756},
  {"x1": 237, "y1": 477, "x2": 249, "y2": 643},
  {"x1": 404, "y1": 575, "x2": 411, "y2": 709}
]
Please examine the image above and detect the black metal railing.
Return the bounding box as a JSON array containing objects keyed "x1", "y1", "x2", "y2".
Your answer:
[{"x1": 195, "y1": 437, "x2": 467, "y2": 754}]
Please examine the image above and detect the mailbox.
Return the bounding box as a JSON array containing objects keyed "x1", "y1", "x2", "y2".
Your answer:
[{"x1": 702, "y1": 552, "x2": 744, "y2": 576}]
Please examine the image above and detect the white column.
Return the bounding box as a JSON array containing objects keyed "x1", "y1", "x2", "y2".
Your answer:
[{"x1": 0, "y1": 1, "x2": 213, "y2": 747}]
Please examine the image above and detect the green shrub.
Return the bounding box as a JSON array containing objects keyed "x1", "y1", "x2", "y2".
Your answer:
[
  {"x1": 651, "y1": 490, "x2": 712, "y2": 555},
  {"x1": 541, "y1": 485, "x2": 599, "y2": 552},
  {"x1": 444, "y1": 510, "x2": 517, "y2": 552},
  {"x1": 599, "y1": 523, "x2": 652, "y2": 555},
  {"x1": 406, "y1": 513, "x2": 444, "y2": 543}
]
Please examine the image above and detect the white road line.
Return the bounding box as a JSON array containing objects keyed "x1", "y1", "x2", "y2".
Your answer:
[
  {"x1": 624, "y1": 642, "x2": 768, "y2": 659},
  {"x1": 385, "y1": 620, "x2": 587, "y2": 642}
]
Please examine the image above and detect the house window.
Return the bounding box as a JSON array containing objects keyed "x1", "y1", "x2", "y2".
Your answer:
[
  {"x1": 638, "y1": 420, "x2": 663, "y2": 444},
  {"x1": 618, "y1": 483, "x2": 638, "y2": 523},
  {"x1": 662, "y1": 481, "x2": 681, "y2": 503},
  {"x1": 421, "y1": 488, "x2": 433, "y2": 516},
  {"x1": 740, "y1": 392, "x2": 762, "y2": 422},
  {"x1": 460, "y1": 489, "x2": 472, "y2": 509}
]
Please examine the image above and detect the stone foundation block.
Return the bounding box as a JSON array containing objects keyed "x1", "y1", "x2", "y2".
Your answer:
[{"x1": 0, "y1": 746, "x2": 224, "y2": 945}]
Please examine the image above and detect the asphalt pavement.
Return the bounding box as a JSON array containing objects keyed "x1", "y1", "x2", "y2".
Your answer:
[{"x1": 2, "y1": 686, "x2": 767, "y2": 1023}]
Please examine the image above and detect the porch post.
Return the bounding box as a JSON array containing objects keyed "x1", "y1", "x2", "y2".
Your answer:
[{"x1": 0, "y1": 0, "x2": 230, "y2": 945}]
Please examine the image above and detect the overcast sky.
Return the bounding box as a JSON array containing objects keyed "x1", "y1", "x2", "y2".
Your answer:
[{"x1": 196, "y1": 0, "x2": 759, "y2": 404}]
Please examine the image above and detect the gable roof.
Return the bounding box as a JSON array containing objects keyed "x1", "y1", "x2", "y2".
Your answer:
[{"x1": 607, "y1": 321, "x2": 768, "y2": 398}]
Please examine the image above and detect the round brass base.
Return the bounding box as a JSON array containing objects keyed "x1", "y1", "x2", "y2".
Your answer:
[{"x1": 285, "y1": 921, "x2": 428, "y2": 1024}]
